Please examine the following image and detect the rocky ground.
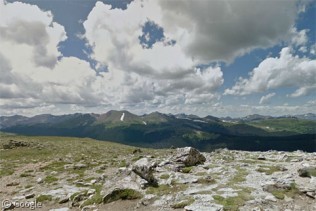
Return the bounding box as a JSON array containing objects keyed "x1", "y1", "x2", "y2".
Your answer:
[{"x1": 0, "y1": 134, "x2": 315, "y2": 211}]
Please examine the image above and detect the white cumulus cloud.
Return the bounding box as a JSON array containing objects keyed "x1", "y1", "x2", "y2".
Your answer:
[
  {"x1": 259, "y1": 93, "x2": 276, "y2": 105},
  {"x1": 225, "y1": 47, "x2": 316, "y2": 97}
]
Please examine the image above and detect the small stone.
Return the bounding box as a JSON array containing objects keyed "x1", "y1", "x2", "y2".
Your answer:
[
  {"x1": 51, "y1": 171, "x2": 58, "y2": 175},
  {"x1": 75, "y1": 181, "x2": 90, "y2": 186},
  {"x1": 87, "y1": 189, "x2": 96, "y2": 196},
  {"x1": 291, "y1": 157, "x2": 303, "y2": 162},
  {"x1": 73, "y1": 163, "x2": 87, "y2": 170},
  {"x1": 49, "y1": 208, "x2": 69, "y2": 211},
  {"x1": 37, "y1": 177, "x2": 43, "y2": 184},
  {"x1": 59, "y1": 197, "x2": 69, "y2": 204},
  {"x1": 132, "y1": 148, "x2": 142, "y2": 154},
  {"x1": 306, "y1": 192, "x2": 316, "y2": 199},
  {"x1": 284, "y1": 195, "x2": 293, "y2": 202},
  {"x1": 25, "y1": 193, "x2": 35, "y2": 199},
  {"x1": 19, "y1": 187, "x2": 34, "y2": 193},
  {"x1": 265, "y1": 195, "x2": 277, "y2": 202},
  {"x1": 81, "y1": 205, "x2": 97, "y2": 211},
  {"x1": 258, "y1": 155, "x2": 266, "y2": 160},
  {"x1": 140, "y1": 194, "x2": 155, "y2": 206},
  {"x1": 64, "y1": 164, "x2": 73, "y2": 169},
  {"x1": 6, "y1": 182, "x2": 19, "y2": 186},
  {"x1": 73, "y1": 193, "x2": 86, "y2": 202},
  {"x1": 12, "y1": 195, "x2": 25, "y2": 200}
]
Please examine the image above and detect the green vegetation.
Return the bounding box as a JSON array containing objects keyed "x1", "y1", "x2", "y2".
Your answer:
[
  {"x1": 239, "y1": 159, "x2": 264, "y2": 164},
  {"x1": 36, "y1": 195, "x2": 53, "y2": 202},
  {"x1": 81, "y1": 185, "x2": 103, "y2": 206},
  {"x1": 40, "y1": 161, "x2": 69, "y2": 172},
  {"x1": 182, "y1": 166, "x2": 193, "y2": 173},
  {"x1": 103, "y1": 189, "x2": 142, "y2": 203},
  {"x1": 248, "y1": 118, "x2": 316, "y2": 134},
  {"x1": 0, "y1": 135, "x2": 168, "y2": 194},
  {"x1": 44, "y1": 175, "x2": 58, "y2": 183},
  {"x1": 1, "y1": 111, "x2": 315, "y2": 152},
  {"x1": 24, "y1": 185, "x2": 33, "y2": 189},
  {"x1": 160, "y1": 174, "x2": 170, "y2": 179},
  {"x1": 213, "y1": 188, "x2": 252, "y2": 211},
  {"x1": 146, "y1": 183, "x2": 187, "y2": 196},
  {"x1": 227, "y1": 167, "x2": 248, "y2": 186},
  {"x1": 20, "y1": 172, "x2": 33, "y2": 177},
  {"x1": 118, "y1": 160, "x2": 127, "y2": 167},
  {"x1": 257, "y1": 165, "x2": 283, "y2": 175},
  {"x1": 0, "y1": 168, "x2": 14, "y2": 178},
  {"x1": 70, "y1": 192, "x2": 82, "y2": 201},
  {"x1": 171, "y1": 198, "x2": 195, "y2": 209},
  {"x1": 268, "y1": 183, "x2": 300, "y2": 200},
  {"x1": 183, "y1": 131, "x2": 219, "y2": 141},
  {"x1": 196, "y1": 176, "x2": 216, "y2": 184}
]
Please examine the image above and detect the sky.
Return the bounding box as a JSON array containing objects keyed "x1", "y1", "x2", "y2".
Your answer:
[{"x1": 0, "y1": 0, "x2": 315, "y2": 117}]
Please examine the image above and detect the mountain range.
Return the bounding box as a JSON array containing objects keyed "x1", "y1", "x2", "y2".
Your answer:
[{"x1": 1, "y1": 111, "x2": 315, "y2": 152}]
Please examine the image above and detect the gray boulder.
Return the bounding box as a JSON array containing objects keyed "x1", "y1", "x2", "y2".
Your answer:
[
  {"x1": 132, "y1": 158, "x2": 157, "y2": 185},
  {"x1": 298, "y1": 167, "x2": 316, "y2": 178},
  {"x1": 174, "y1": 147, "x2": 206, "y2": 166}
]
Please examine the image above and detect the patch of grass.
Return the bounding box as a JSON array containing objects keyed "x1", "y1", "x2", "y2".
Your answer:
[
  {"x1": 213, "y1": 195, "x2": 225, "y2": 201},
  {"x1": 83, "y1": 177, "x2": 95, "y2": 182},
  {"x1": 271, "y1": 190, "x2": 285, "y2": 199},
  {"x1": 69, "y1": 168, "x2": 86, "y2": 178},
  {"x1": 103, "y1": 189, "x2": 142, "y2": 203},
  {"x1": 118, "y1": 160, "x2": 127, "y2": 168},
  {"x1": 36, "y1": 195, "x2": 52, "y2": 202},
  {"x1": 40, "y1": 161, "x2": 69, "y2": 172},
  {"x1": 0, "y1": 169, "x2": 15, "y2": 178},
  {"x1": 227, "y1": 167, "x2": 248, "y2": 186},
  {"x1": 195, "y1": 171, "x2": 207, "y2": 176},
  {"x1": 248, "y1": 118, "x2": 316, "y2": 134},
  {"x1": 20, "y1": 173, "x2": 33, "y2": 177},
  {"x1": 146, "y1": 184, "x2": 187, "y2": 196},
  {"x1": 81, "y1": 184, "x2": 103, "y2": 206},
  {"x1": 269, "y1": 183, "x2": 300, "y2": 200},
  {"x1": 213, "y1": 188, "x2": 252, "y2": 211},
  {"x1": 146, "y1": 184, "x2": 171, "y2": 196},
  {"x1": 70, "y1": 192, "x2": 82, "y2": 201},
  {"x1": 182, "y1": 166, "x2": 193, "y2": 173},
  {"x1": 197, "y1": 177, "x2": 216, "y2": 184},
  {"x1": 194, "y1": 190, "x2": 213, "y2": 195},
  {"x1": 44, "y1": 175, "x2": 58, "y2": 183},
  {"x1": 132, "y1": 155, "x2": 143, "y2": 162},
  {"x1": 95, "y1": 169, "x2": 104, "y2": 174},
  {"x1": 257, "y1": 165, "x2": 282, "y2": 175},
  {"x1": 160, "y1": 174, "x2": 170, "y2": 179},
  {"x1": 239, "y1": 159, "x2": 263, "y2": 164},
  {"x1": 171, "y1": 198, "x2": 195, "y2": 209}
]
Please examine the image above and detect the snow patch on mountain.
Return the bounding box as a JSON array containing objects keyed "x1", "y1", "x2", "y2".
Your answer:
[{"x1": 120, "y1": 113, "x2": 125, "y2": 121}]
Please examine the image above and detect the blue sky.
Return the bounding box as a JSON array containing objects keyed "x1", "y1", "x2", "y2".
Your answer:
[{"x1": 0, "y1": 0, "x2": 315, "y2": 117}]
